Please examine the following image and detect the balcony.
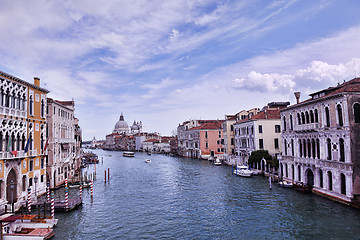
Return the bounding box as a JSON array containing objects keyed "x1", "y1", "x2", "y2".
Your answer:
[
  {"x1": 0, "y1": 150, "x2": 25, "y2": 159},
  {"x1": 0, "y1": 106, "x2": 26, "y2": 118}
]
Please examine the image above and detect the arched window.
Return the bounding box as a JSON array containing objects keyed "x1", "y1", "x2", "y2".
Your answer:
[
  {"x1": 298, "y1": 165, "x2": 301, "y2": 181},
  {"x1": 290, "y1": 115, "x2": 293, "y2": 130},
  {"x1": 316, "y1": 139, "x2": 320, "y2": 159},
  {"x1": 307, "y1": 139, "x2": 311, "y2": 158},
  {"x1": 305, "y1": 111, "x2": 309, "y2": 124},
  {"x1": 354, "y1": 103, "x2": 360, "y2": 123},
  {"x1": 314, "y1": 109, "x2": 319, "y2": 122},
  {"x1": 310, "y1": 110, "x2": 314, "y2": 123},
  {"x1": 312, "y1": 139, "x2": 316, "y2": 159},
  {"x1": 301, "y1": 112, "x2": 305, "y2": 124},
  {"x1": 292, "y1": 165, "x2": 295, "y2": 179},
  {"x1": 340, "y1": 173, "x2": 346, "y2": 195},
  {"x1": 5, "y1": 92, "x2": 10, "y2": 108},
  {"x1": 297, "y1": 113, "x2": 301, "y2": 125},
  {"x1": 325, "y1": 106, "x2": 330, "y2": 127},
  {"x1": 29, "y1": 96, "x2": 33, "y2": 116},
  {"x1": 283, "y1": 116, "x2": 287, "y2": 131},
  {"x1": 299, "y1": 139, "x2": 302, "y2": 157},
  {"x1": 319, "y1": 169, "x2": 323, "y2": 188},
  {"x1": 284, "y1": 139, "x2": 287, "y2": 155},
  {"x1": 303, "y1": 139, "x2": 307, "y2": 158},
  {"x1": 337, "y1": 104, "x2": 343, "y2": 126},
  {"x1": 327, "y1": 138, "x2": 332, "y2": 160},
  {"x1": 328, "y1": 171, "x2": 333, "y2": 191},
  {"x1": 41, "y1": 99, "x2": 45, "y2": 118},
  {"x1": 339, "y1": 138, "x2": 345, "y2": 162},
  {"x1": 291, "y1": 139, "x2": 294, "y2": 156}
]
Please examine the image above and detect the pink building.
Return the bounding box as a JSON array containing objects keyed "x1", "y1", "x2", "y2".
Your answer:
[{"x1": 187, "y1": 121, "x2": 224, "y2": 159}]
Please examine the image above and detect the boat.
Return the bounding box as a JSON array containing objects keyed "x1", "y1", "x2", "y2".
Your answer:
[
  {"x1": 214, "y1": 158, "x2": 222, "y2": 166},
  {"x1": 147, "y1": 152, "x2": 151, "y2": 156},
  {"x1": 8, "y1": 215, "x2": 58, "y2": 229},
  {"x1": 123, "y1": 152, "x2": 135, "y2": 157},
  {"x1": 278, "y1": 180, "x2": 293, "y2": 188},
  {"x1": 1, "y1": 215, "x2": 55, "y2": 239},
  {"x1": 145, "y1": 159, "x2": 151, "y2": 163},
  {"x1": 233, "y1": 165, "x2": 253, "y2": 177}
]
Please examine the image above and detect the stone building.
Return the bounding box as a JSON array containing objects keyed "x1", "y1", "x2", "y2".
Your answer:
[
  {"x1": 279, "y1": 78, "x2": 360, "y2": 203},
  {"x1": 46, "y1": 98, "x2": 82, "y2": 188},
  {"x1": 0, "y1": 71, "x2": 48, "y2": 211}
]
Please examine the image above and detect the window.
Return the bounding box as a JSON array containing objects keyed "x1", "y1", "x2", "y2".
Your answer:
[
  {"x1": 340, "y1": 173, "x2": 346, "y2": 195},
  {"x1": 284, "y1": 139, "x2": 287, "y2": 155},
  {"x1": 305, "y1": 111, "x2": 309, "y2": 124},
  {"x1": 258, "y1": 125, "x2": 263, "y2": 133},
  {"x1": 290, "y1": 115, "x2": 293, "y2": 130},
  {"x1": 325, "y1": 106, "x2": 330, "y2": 127},
  {"x1": 327, "y1": 138, "x2": 332, "y2": 160},
  {"x1": 291, "y1": 139, "x2": 294, "y2": 156},
  {"x1": 41, "y1": 157, "x2": 45, "y2": 168},
  {"x1": 355, "y1": 103, "x2": 360, "y2": 123},
  {"x1": 259, "y1": 139, "x2": 264, "y2": 149},
  {"x1": 337, "y1": 104, "x2": 343, "y2": 126},
  {"x1": 29, "y1": 178, "x2": 33, "y2": 187},
  {"x1": 205, "y1": 131, "x2": 208, "y2": 139},
  {"x1": 231, "y1": 138, "x2": 234, "y2": 146},
  {"x1": 29, "y1": 96, "x2": 33, "y2": 115},
  {"x1": 319, "y1": 169, "x2": 323, "y2": 188},
  {"x1": 314, "y1": 109, "x2": 319, "y2": 122},
  {"x1": 205, "y1": 141, "x2": 208, "y2": 149},
  {"x1": 275, "y1": 125, "x2": 281, "y2": 133},
  {"x1": 297, "y1": 113, "x2": 301, "y2": 125},
  {"x1": 310, "y1": 110, "x2": 314, "y2": 123},
  {"x1": 301, "y1": 112, "x2": 305, "y2": 124},
  {"x1": 29, "y1": 160, "x2": 33, "y2": 171},
  {"x1": 339, "y1": 138, "x2": 345, "y2": 162},
  {"x1": 283, "y1": 117, "x2": 287, "y2": 131},
  {"x1": 41, "y1": 99, "x2": 45, "y2": 118},
  {"x1": 299, "y1": 139, "x2": 302, "y2": 157},
  {"x1": 41, "y1": 175, "x2": 44, "y2": 183},
  {"x1": 328, "y1": 171, "x2": 333, "y2": 191},
  {"x1": 303, "y1": 139, "x2": 306, "y2": 158},
  {"x1": 230, "y1": 125, "x2": 234, "y2": 131},
  {"x1": 274, "y1": 138, "x2": 278, "y2": 150},
  {"x1": 316, "y1": 139, "x2": 320, "y2": 159},
  {"x1": 312, "y1": 139, "x2": 316, "y2": 159},
  {"x1": 218, "y1": 131, "x2": 221, "y2": 138}
]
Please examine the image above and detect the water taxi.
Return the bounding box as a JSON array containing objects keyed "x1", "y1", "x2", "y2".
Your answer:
[
  {"x1": 233, "y1": 165, "x2": 253, "y2": 177},
  {"x1": 123, "y1": 152, "x2": 135, "y2": 157}
]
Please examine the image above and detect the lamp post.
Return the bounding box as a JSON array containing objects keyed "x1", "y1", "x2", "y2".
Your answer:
[
  {"x1": 34, "y1": 176, "x2": 38, "y2": 200},
  {"x1": 10, "y1": 180, "x2": 14, "y2": 213}
]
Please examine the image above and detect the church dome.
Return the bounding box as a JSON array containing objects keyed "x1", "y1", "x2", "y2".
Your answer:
[
  {"x1": 113, "y1": 113, "x2": 129, "y2": 134},
  {"x1": 131, "y1": 120, "x2": 139, "y2": 130}
]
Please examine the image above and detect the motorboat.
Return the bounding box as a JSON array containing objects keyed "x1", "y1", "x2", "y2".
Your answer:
[
  {"x1": 233, "y1": 165, "x2": 253, "y2": 177},
  {"x1": 123, "y1": 152, "x2": 135, "y2": 157},
  {"x1": 145, "y1": 159, "x2": 151, "y2": 163},
  {"x1": 214, "y1": 158, "x2": 222, "y2": 166},
  {"x1": 278, "y1": 180, "x2": 293, "y2": 188},
  {"x1": 6, "y1": 215, "x2": 58, "y2": 229},
  {"x1": 1, "y1": 215, "x2": 55, "y2": 239},
  {"x1": 147, "y1": 152, "x2": 151, "y2": 156}
]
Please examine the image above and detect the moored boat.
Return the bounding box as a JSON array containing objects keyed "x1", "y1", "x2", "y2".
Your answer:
[
  {"x1": 123, "y1": 152, "x2": 135, "y2": 157},
  {"x1": 233, "y1": 165, "x2": 253, "y2": 177},
  {"x1": 214, "y1": 158, "x2": 222, "y2": 166},
  {"x1": 145, "y1": 159, "x2": 151, "y2": 163},
  {"x1": 278, "y1": 180, "x2": 293, "y2": 188}
]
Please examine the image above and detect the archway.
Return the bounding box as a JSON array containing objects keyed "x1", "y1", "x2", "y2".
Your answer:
[
  {"x1": 306, "y1": 169, "x2": 314, "y2": 187},
  {"x1": 6, "y1": 169, "x2": 17, "y2": 203}
]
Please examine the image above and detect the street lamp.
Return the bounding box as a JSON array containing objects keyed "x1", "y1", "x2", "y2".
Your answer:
[
  {"x1": 34, "y1": 176, "x2": 38, "y2": 200},
  {"x1": 10, "y1": 180, "x2": 14, "y2": 213}
]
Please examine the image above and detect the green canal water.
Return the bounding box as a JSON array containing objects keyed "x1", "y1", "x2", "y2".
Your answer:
[{"x1": 52, "y1": 149, "x2": 360, "y2": 239}]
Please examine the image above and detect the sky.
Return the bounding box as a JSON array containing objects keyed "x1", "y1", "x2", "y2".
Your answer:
[{"x1": 1, "y1": 0, "x2": 360, "y2": 141}]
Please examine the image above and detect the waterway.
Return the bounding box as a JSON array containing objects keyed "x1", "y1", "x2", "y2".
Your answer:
[{"x1": 52, "y1": 149, "x2": 360, "y2": 239}]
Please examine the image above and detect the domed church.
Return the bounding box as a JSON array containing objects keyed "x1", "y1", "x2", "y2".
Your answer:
[{"x1": 113, "y1": 113, "x2": 130, "y2": 134}]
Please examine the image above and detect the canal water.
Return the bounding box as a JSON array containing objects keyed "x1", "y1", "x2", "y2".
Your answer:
[{"x1": 52, "y1": 149, "x2": 360, "y2": 239}]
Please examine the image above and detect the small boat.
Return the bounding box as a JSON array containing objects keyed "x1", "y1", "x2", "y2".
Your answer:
[
  {"x1": 147, "y1": 152, "x2": 151, "y2": 156},
  {"x1": 123, "y1": 152, "x2": 135, "y2": 157},
  {"x1": 214, "y1": 158, "x2": 222, "y2": 166},
  {"x1": 278, "y1": 181, "x2": 293, "y2": 188},
  {"x1": 145, "y1": 159, "x2": 151, "y2": 163},
  {"x1": 1, "y1": 215, "x2": 55, "y2": 239},
  {"x1": 7, "y1": 215, "x2": 58, "y2": 229},
  {"x1": 233, "y1": 165, "x2": 253, "y2": 177}
]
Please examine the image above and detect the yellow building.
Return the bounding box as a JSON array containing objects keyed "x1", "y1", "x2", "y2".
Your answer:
[{"x1": 0, "y1": 71, "x2": 48, "y2": 212}]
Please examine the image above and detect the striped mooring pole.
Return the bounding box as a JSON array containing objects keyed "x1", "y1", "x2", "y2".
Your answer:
[
  {"x1": 47, "y1": 183, "x2": 50, "y2": 202},
  {"x1": 51, "y1": 191, "x2": 55, "y2": 219},
  {"x1": 90, "y1": 180, "x2": 93, "y2": 198},
  {"x1": 65, "y1": 178, "x2": 68, "y2": 209},
  {"x1": 79, "y1": 183, "x2": 82, "y2": 200},
  {"x1": 27, "y1": 187, "x2": 32, "y2": 212}
]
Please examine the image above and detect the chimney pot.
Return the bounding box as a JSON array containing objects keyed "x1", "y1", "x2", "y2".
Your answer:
[
  {"x1": 294, "y1": 92, "x2": 301, "y2": 104},
  {"x1": 34, "y1": 77, "x2": 40, "y2": 87}
]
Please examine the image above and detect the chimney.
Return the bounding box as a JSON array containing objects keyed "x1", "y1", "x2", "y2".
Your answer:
[
  {"x1": 34, "y1": 77, "x2": 40, "y2": 87},
  {"x1": 294, "y1": 92, "x2": 301, "y2": 104}
]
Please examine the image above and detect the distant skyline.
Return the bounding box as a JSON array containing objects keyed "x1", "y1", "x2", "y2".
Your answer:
[{"x1": 1, "y1": 0, "x2": 360, "y2": 140}]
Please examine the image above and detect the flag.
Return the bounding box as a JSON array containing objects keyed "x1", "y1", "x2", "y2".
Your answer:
[
  {"x1": 11, "y1": 151, "x2": 17, "y2": 157},
  {"x1": 7, "y1": 135, "x2": 12, "y2": 152},
  {"x1": 24, "y1": 136, "x2": 31, "y2": 153},
  {"x1": 42, "y1": 139, "x2": 49, "y2": 154}
]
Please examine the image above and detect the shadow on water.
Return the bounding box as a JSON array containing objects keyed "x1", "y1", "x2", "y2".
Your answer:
[{"x1": 52, "y1": 149, "x2": 360, "y2": 240}]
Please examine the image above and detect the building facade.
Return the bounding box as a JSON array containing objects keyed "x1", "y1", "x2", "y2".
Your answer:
[
  {"x1": 0, "y1": 71, "x2": 49, "y2": 211},
  {"x1": 279, "y1": 78, "x2": 360, "y2": 203},
  {"x1": 46, "y1": 98, "x2": 81, "y2": 188}
]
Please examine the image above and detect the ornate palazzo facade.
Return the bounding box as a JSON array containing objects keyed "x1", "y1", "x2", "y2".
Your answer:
[
  {"x1": 0, "y1": 71, "x2": 48, "y2": 211},
  {"x1": 280, "y1": 78, "x2": 360, "y2": 203}
]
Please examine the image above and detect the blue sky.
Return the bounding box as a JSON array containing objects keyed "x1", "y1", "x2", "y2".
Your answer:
[{"x1": 1, "y1": 0, "x2": 360, "y2": 140}]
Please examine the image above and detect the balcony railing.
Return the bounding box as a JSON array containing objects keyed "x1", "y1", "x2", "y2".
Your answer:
[{"x1": 0, "y1": 106, "x2": 26, "y2": 118}]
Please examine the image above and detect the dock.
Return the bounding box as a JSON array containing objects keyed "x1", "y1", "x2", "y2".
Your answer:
[{"x1": 30, "y1": 197, "x2": 82, "y2": 212}]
